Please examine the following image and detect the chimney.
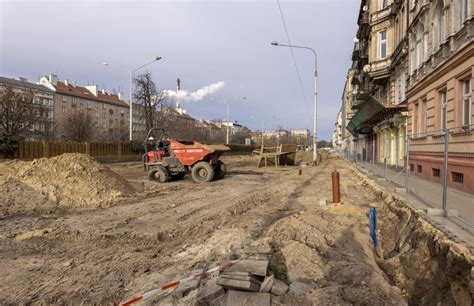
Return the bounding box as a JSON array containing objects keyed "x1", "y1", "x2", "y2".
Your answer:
[
  {"x1": 64, "y1": 79, "x2": 69, "y2": 86},
  {"x1": 101, "y1": 89, "x2": 105, "y2": 94},
  {"x1": 176, "y1": 77, "x2": 181, "y2": 110},
  {"x1": 17, "y1": 77, "x2": 28, "y2": 82},
  {"x1": 85, "y1": 85, "x2": 98, "y2": 97},
  {"x1": 71, "y1": 81, "x2": 76, "y2": 87},
  {"x1": 48, "y1": 74, "x2": 57, "y2": 86},
  {"x1": 118, "y1": 92, "x2": 122, "y2": 99}
]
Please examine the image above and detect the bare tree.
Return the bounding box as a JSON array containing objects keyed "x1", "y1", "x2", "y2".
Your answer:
[
  {"x1": 133, "y1": 72, "x2": 169, "y2": 135},
  {"x1": 61, "y1": 110, "x2": 94, "y2": 142},
  {"x1": 0, "y1": 84, "x2": 35, "y2": 137}
]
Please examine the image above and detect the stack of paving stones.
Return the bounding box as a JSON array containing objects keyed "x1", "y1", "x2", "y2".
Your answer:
[{"x1": 172, "y1": 245, "x2": 293, "y2": 305}]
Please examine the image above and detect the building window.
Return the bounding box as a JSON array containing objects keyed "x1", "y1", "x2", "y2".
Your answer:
[
  {"x1": 452, "y1": 172, "x2": 464, "y2": 184},
  {"x1": 462, "y1": 79, "x2": 471, "y2": 126},
  {"x1": 422, "y1": 97, "x2": 427, "y2": 134},
  {"x1": 413, "y1": 102, "x2": 419, "y2": 135},
  {"x1": 410, "y1": 164, "x2": 414, "y2": 172},
  {"x1": 440, "y1": 90, "x2": 447, "y2": 131},
  {"x1": 62, "y1": 95, "x2": 67, "y2": 103},
  {"x1": 432, "y1": 168, "x2": 440, "y2": 178},
  {"x1": 380, "y1": 30, "x2": 387, "y2": 59},
  {"x1": 102, "y1": 122, "x2": 106, "y2": 128},
  {"x1": 102, "y1": 112, "x2": 106, "y2": 119},
  {"x1": 436, "y1": 1, "x2": 445, "y2": 47},
  {"x1": 95, "y1": 101, "x2": 99, "y2": 108},
  {"x1": 417, "y1": 165, "x2": 422, "y2": 173},
  {"x1": 461, "y1": 0, "x2": 469, "y2": 24},
  {"x1": 381, "y1": 0, "x2": 388, "y2": 9},
  {"x1": 87, "y1": 100, "x2": 92, "y2": 108}
]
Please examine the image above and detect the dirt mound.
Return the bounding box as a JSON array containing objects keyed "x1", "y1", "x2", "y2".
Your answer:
[{"x1": 8, "y1": 153, "x2": 134, "y2": 209}]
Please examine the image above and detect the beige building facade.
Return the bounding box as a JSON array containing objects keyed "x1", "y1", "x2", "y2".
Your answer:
[
  {"x1": 40, "y1": 74, "x2": 130, "y2": 142},
  {"x1": 0, "y1": 76, "x2": 55, "y2": 140}
]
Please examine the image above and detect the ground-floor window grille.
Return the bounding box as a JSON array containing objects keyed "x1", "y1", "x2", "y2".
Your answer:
[
  {"x1": 451, "y1": 172, "x2": 464, "y2": 184},
  {"x1": 432, "y1": 168, "x2": 440, "y2": 178}
]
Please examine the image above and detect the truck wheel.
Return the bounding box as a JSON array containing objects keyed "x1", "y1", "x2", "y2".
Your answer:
[
  {"x1": 215, "y1": 161, "x2": 226, "y2": 180},
  {"x1": 191, "y1": 162, "x2": 215, "y2": 183},
  {"x1": 148, "y1": 167, "x2": 170, "y2": 183}
]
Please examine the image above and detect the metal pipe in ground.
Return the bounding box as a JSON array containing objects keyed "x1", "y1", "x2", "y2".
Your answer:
[{"x1": 332, "y1": 171, "x2": 341, "y2": 203}]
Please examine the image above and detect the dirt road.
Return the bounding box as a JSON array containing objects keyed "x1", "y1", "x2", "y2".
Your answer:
[{"x1": 0, "y1": 155, "x2": 452, "y2": 304}]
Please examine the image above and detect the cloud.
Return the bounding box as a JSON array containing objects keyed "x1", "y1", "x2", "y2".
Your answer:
[{"x1": 164, "y1": 81, "x2": 225, "y2": 102}]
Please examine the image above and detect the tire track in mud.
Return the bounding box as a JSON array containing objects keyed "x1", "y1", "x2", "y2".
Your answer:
[{"x1": 246, "y1": 160, "x2": 332, "y2": 240}]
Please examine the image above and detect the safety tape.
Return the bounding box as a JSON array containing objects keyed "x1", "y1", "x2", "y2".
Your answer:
[{"x1": 122, "y1": 258, "x2": 241, "y2": 306}]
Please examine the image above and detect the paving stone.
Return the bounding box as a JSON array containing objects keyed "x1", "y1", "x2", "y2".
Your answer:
[
  {"x1": 289, "y1": 281, "x2": 315, "y2": 295},
  {"x1": 271, "y1": 279, "x2": 289, "y2": 296},
  {"x1": 222, "y1": 290, "x2": 271, "y2": 306},
  {"x1": 259, "y1": 275, "x2": 274, "y2": 293},
  {"x1": 394, "y1": 187, "x2": 407, "y2": 194},
  {"x1": 197, "y1": 283, "x2": 225, "y2": 304},
  {"x1": 227, "y1": 259, "x2": 269, "y2": 276},
  {"x1": 174, "y1": 269, "x2": 204, "y2": 298},
  {"x1": 217, "y1": 276, "x2": 261, "y2": 292}
]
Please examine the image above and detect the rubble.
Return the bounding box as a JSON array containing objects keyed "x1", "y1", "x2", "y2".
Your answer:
[
  {"x1": 222, "y1": 290, "x2": 271, "y2": 306},
  {"x1": 227, "y1": 259, "x2": 269, "y2": 277},
  {"x1": 271, "y1": 279, "x2": 289, "y2": 296},
  {"x1": 259, "y1": 275, "x2": 274, "y2": 293},
  {"x1": 289, "y1": 281, "x2": 315, "y2": 295}
]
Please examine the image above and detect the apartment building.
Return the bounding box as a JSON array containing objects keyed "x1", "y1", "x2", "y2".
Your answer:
[
  {"x1": 406, "y1": 0, "x2": 473, "y2": 192},
  {"x1": 347, "y1": 0, "x2": 408, "y2": 165},
  {"x1": 0, "y1": 76, "x2": 55, "y2": 140},
  {"x1": 39, "y1": 74, "x2": 130, "y2": 141},
  {"x1": 290, "y1": 129, "x2": 310, "y2": 144}
]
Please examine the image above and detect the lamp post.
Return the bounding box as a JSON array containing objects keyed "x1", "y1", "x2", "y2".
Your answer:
[
  {"x1": 270, "y1": 41, "x2": 318, "y2": 165},
  {"x1": 103, "y1": 56, "x2": 162, "y2": 141}
]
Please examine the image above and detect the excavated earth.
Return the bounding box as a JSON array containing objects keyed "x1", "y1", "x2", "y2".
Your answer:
[{"x1": 0, "y1": 154, "x2": 472, "y2": 305}]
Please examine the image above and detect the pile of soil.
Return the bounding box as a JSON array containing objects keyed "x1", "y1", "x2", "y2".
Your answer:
[{"x1": 6, "y1": 153, "x2": 134, "y2": 210}]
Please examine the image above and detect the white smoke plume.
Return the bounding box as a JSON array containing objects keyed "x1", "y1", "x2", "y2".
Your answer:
[{"x1": 164, "y1": 81, "x2": 225, "y2": 102}]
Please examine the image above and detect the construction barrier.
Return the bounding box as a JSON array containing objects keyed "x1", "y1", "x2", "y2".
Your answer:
[{"x1": 122, "y1": 258, "x2": 241, "y2": 306}]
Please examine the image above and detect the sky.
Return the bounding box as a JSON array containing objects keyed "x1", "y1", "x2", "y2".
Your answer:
[{"x1": 0, "y1": 0, "x2": 359, "y2": 141}]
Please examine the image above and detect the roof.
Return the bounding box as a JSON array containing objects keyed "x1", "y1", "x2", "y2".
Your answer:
[
  {"x1": 0, "y1": 76, "x2": 54, "y2": 93},
  {"x1": 54, "y1": 81, "x2": 129, "y2": 107}
]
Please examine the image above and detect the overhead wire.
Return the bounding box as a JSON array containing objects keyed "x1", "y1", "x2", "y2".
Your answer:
[{"x1": 275, "y1": 0, "x2": 313, "y2": 127}]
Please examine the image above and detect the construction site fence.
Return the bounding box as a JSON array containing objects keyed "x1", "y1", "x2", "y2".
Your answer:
[
  {"x1": 341, "y1": 125, "x2": 474, "y2": 229},
  {"x1": 0, "y1": 141, "x2": 258, "y2": 161}
]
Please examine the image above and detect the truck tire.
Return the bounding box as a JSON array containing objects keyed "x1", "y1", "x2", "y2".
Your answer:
[
  {"x1": 191, "y1": 162, "x2": 215, "y2": 183},
  {"x1": 148, "y1": 167, "x2": 170, "y2": 183},
  {"x1": 215, "y1": 161, "x2": 226, "y2": 180}
]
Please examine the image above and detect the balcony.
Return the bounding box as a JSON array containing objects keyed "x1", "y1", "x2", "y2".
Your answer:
[
  {"x1": 370, "y1": 4, "x2": 392, "y2": 25},
  {"x1": 369, "y1": 58, "x2": 391, "y2": 81}
]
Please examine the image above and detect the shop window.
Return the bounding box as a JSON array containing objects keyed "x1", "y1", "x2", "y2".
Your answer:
[
  {"x1": 417, "y1": 165, "x2": 422, "y2": 173},
  {"x1": 452, "y1": 172, "x2": 464, "y2": 184},
  {"x1": 432, "y1": 168, "x2": 440, "y2": 178}
]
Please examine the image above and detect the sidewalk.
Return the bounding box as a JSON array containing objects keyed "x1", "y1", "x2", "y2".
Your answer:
[{"x1": 353, "y1": 161, "x2": 474, "y2": 252}]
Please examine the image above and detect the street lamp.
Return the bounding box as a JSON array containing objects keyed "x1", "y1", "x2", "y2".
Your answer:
[
  {"x1": 213, "y1": 96, "x2": 247, "y2": 145},
  {"x1": 103, "y1": 56, "x2": 162, "y2": 141},
  {"x1": 271, "y1": 41, "x2": 318, "y2": 165}
]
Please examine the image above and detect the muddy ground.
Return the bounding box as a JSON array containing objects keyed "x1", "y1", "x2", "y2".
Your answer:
[{"x1": 0, "y1": 155, "x2": 471, "y2": 305}]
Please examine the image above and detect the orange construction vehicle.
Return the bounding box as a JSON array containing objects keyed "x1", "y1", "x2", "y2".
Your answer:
[{"x1": 142, "y1": 128, "x2": 229, "y2": 183}]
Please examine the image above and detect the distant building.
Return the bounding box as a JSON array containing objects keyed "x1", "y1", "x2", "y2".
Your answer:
[
  {"x1": 39, "y1": 74, "x2": 129, "y2": 141},
  {"x1": 290, "y1": 129, "x2": 310, "y2": 144},
  {"x1": 0, "y1": 76, "x2": 55, "y2": 140}
]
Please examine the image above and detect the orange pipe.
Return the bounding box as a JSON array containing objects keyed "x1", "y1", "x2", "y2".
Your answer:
[{"x1": 332, "y1": 171, "x2": 340, "y2": 203}]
